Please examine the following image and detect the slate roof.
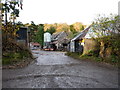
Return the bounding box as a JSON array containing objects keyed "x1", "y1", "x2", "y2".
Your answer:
[
  {"x1": 71, "y1": 26, "x2": 91, "y2": 41},
  {"x1": 52, "y1": 31, "x2": 68, "y2": 40},
  {"x1": 51, "y1": 31, "x2": 70, "y2": 44}
]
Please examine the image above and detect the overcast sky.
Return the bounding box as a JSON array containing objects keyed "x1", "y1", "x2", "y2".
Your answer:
[{"x1": 17, "y1": 0, "x2": 119, "y2": 25}]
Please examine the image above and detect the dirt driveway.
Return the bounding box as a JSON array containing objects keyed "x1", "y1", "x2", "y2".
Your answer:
[{"x1": 2, "y1": 50, "x2": 118, "y2": 88}]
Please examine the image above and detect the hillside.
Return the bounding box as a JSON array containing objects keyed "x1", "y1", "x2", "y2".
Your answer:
[{"x1": 44, "y1": 22, "x2": 87, "y2": 33}]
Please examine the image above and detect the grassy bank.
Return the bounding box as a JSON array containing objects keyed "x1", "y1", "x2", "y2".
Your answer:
[
  {"x1": 2, "y1": 40, "x2": 34, "y2": 68},
  {"x1": 3, "y1": 50, "x2": 33, "y2": 65},
  {"x1": 66, "y1": 52, "x2": 119, "y2": 67}
]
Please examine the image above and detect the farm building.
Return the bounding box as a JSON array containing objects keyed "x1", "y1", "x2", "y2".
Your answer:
[
  {"x1": 69, "y1": 26, "x2": 90, "y2": 52},
  {"x1": 16, "y1": 27, "x2": 28, "y2": 46},
  {"x1": 51, "y1": 31, "x2": 70, "y2": 51},
  {"x1": 44, "y1": 32, "x2": 52, "y2": 48},
  {"x1": 30, "y1": 42, "x2": 41, "y2": 50},
  {"x1": 69, "y1": 25, "x2": 97, "y2": 54}
]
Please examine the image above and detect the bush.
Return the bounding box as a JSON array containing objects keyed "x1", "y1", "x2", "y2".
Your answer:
[
  {"x1": 87, "y1": 49, "x2": 100, "y2": 57},
  {"x1": 2, "y1": 40, "x2": 33, "y2": 65},
  {"x1": 66, "y1": 35, "x2": 120, "y2": 66},
  {"x1": 86, "y1": 35, "x2": 120, "y2": 65}
]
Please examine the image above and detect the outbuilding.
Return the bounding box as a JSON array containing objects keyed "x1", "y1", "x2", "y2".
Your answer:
[
  {"x1": 51, "y1": 31, "x2": 70, "y2": 51},
  {"x1": 69, "y1": 26, "x2": 91, "y2": 53}
]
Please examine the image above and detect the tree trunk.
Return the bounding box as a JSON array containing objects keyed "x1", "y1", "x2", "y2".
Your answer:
[{"x1": 99, "y1": 41, "x2": 105, "y2": 58}]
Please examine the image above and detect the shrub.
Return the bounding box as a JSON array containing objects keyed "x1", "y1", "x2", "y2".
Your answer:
[{"x1": 2, "y1": 40, "x2": 33, "y2": 65}]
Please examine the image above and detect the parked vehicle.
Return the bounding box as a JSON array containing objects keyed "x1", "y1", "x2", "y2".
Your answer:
[
  {"x1": 43, "y1": 45, "x2": 55, "y2": 51},
  {"x1": 30, "y1": 42, "x2": 40, "y2": 50}
]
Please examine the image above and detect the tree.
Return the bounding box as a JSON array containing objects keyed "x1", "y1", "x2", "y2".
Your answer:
[
  {"x1": 91, "y1": 14, "x2": 120, "y2": 62},
  {"x1": 1, "y1": 0, "x2": 23, "y2": 24},
  {"x1": 80, "y1": 25, "x2": 84, "y2": 31},
  {"x1": 27, "y1": 21, "x2": 39, "y2": 42},
  {"x1": 34, "y1": 24, "x2": 44, "y2": 48},
  {"x1": 1, "y1": 0, "x2": 23, "y2": 41},
  {"x1": 46, "y1": 26, "x2": 56, "y2": 35},
  {"x1": 70, "y1": 25, "x2": 77, "y2": 34},
  {"x1": 73, "y1": 22, "x2": 85, "y2": 32},
  {"x1": 92, "y1": 14, "x2": 120, "y2": 37}
]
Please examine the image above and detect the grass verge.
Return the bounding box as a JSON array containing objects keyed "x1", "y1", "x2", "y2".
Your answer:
[{"x1": 66, "y1": 52, "x2": 119, "y2": 67}]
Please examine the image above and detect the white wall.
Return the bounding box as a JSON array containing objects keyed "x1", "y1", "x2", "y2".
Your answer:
[{"x1": 70, "y1": 41, "x2": 75, "y2": 52}]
